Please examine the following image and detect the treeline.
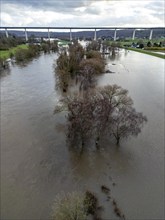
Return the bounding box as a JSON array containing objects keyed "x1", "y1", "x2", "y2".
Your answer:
[
  {"x1": 15, "y1": 41, "x2": 58, "y2": 62},
  {"x1": 0, "y1": 37, "x2": 58, "y2": 70},
  {"x1": 14, "y1": 45, "x2": 40, "y2": 62},
  {"x1": 0, "y1": 36, "x2": 25, "y2": 50}
]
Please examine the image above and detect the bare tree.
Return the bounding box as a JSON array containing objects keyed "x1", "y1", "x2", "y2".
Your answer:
[
  {"x1": 94, "y1": 85, "x2": 133, "y2": 146},
  {"x1": 77, "y1": 57, "x2": 105, "y2": 92},
  {"x1": 97, "y1": 84, "x2": 133, "y2": 109},
  {"x1": 86, "y1": 50, "x2": 102, "y2": 60},
  {"x1": 86, "y1": 40, "x2": 101, "y2": 51},
  {"x1": 78, "y1": 59, "x2": 98, "y2": 91},
  {"x1": 67, "y1": 95, "x2": 95, "y2": 151},
  {"x1": 110, "y1": 106, "x2": 147, "y2": 145},
  {"x1": 68, "y1": 42, "x2": 85, "y2": 77},
  {"x1": 55, "y1": 42, "x2": 85, "y2": 92},
  {"x1": 55, "y1": 52, "x2": 70, "y2": 92}
]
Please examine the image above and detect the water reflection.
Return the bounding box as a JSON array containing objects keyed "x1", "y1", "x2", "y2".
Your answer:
[
  {"x1": 0, "y1": 67, "x2": 11, "y2": 77},
  {"x1": 68, "y1": 142, "x2": 132, "y2": 179}
]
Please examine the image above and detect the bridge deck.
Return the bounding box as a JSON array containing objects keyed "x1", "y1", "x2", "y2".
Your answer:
[{"x1": 0, "y1": 27, "x2": 164, "y2": 30}]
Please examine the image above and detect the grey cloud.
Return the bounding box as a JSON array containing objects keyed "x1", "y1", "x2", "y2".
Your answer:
[
  {"x1": 151, "y1": 12, "x2": 164, "y2": 19},
  {"x1": 1, "y1": 0, "x2": 164, "y2": 27},
  {"x1": 1, "y1": 0, "x2": 89, "y2": 12},
  {"x1": 145, "y1": 1, "x2": 164, "y2": 11},
  {"x1": 85, "y1": 6, "x2": 102, "y2": 15}
]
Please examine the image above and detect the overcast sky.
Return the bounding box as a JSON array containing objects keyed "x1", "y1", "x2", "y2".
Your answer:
[{"x1": 1, "y1": 0, "x2": 164, "y2": 28}]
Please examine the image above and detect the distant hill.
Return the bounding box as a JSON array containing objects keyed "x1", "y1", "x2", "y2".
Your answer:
[{"x1": 0, "y1": 28, "x2": 164, "y2": 40}]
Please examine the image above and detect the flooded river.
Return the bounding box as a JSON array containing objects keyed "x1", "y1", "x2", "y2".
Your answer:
[{"x1": 1, "y1": 51, "x2": 164, "y2": 219}]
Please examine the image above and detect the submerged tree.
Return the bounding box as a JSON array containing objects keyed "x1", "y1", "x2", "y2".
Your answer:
[
  {"x1": 97, "y1": 84, "x2": 133, "y2": 109},
  {"x1": 93, "y1": 85, "x2": 133, "y2": 145},
  {"x1": 67, "y1": 95, "x2": 95, "y2": 150},
  {"x1": 68, "y1": 42, "x2": 85, "y2": 77},
  {"x1": 66, "y1": 85, "x2": 147, "y2": 149},
  {"x1": 55, "y1": 52, "x2": 70, "y2": 92},
  {"x1": 75, "y1": 51, "x2": 105, "y2": 92},
  {"x1": 55, "y1": 42, "x2": 106, "y2": 93},
  {"x1": 77, "y1": 58, "x2": 105, "y2": 91},
  {"x1": 110, "y1": 106, "x2": 147, "y2": 145},
  {"x1": 86, "y1": 50, "x2": 102, "y2": 60},
  {"x1": 55, "y1": 42, "x2": 85, "y2": 92},
  {"x1": 86, "y1": 40, "x2": 101, "y2": 51}
]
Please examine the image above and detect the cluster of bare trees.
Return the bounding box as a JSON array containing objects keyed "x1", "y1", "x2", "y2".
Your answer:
[
  {"x1": 55, "y1": 42, "x2": 84, "y2": 92},
  {"x1": 55, "y1": 41, "x2": 105, "y2": 92},
  {"x1": 55, "y1": 85, "x2": 147, "y2": 151},
  {"x1": 86, "y1": 40, "x2": 101, "y2": 51},
  {"x1": 77, "y1": 51, "x2": 105, "y2": 91}
]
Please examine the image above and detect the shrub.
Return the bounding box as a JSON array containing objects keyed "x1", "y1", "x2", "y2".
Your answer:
[
  {"x1": 84, "y1": 191, "x2": 98, "y2": 215},
  {"x1": 55, "y1": 52, "x2": 70, "y2": 92},
  {"x1": 15, "y1": 45, "x2": 40, "y2": 62},
  {"x1": 52, "y1": 192, "x2": 87, "y2": 220},
  {"x1": 0, "y1": 57, "x2": 6, "y2": 69},
  {"x1": 86, "y1": 50, "x2": 102, "y2": 59},
  {"x1": 86, "y1": 40, "x2": 100, "y2": 51},
  {"x1": 15, "y1": 48, "x2": 27, "y2": 62},
  {"x1": 41, "y1": 42, "x2": 50, "y2": 53},
  {"x1": 79, "y1": 58, "x2": 105, "y2": 75}
]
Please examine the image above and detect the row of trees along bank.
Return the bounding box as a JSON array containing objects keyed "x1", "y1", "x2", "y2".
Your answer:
[
  {"x1": 54, "y1": 41, "x2": 147, "y2": 152},
  {"x1": 14, "y1": 41, "x2": 58, "y2": 62},
  {"x1": 0, "y1": 38, "x2": 58, "y2": 70}
]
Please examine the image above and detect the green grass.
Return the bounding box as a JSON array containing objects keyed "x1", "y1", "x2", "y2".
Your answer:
[
  {"x1": 0, "y1": 44, "x2": 28, "y2": 59},
  {"x1": 107, "y1": 38, "x2": 165, "y2": 47},
  {"x1": 58, "y1": 40, "x2": 71, "y2": 46},
  {"x1": 126, "y1": 47, "x2": 165, "y2": 59}
]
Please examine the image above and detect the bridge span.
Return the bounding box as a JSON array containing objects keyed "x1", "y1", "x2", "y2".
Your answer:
[{"x1": 0, "y1": 26, "x2": 164, "y2": 41}]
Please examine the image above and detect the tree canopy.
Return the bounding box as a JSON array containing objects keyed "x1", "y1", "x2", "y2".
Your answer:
[{"x1": 55, "y1": 85, "x2": 147, "y2": 150}]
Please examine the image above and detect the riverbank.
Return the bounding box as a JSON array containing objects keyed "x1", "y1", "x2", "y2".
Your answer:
[
  {"x1": 0, "y1": 44, "x2": 28, "y2": 59},
  {"x1": 126, "y1": 47, "x2": 165, "y2": 59}
]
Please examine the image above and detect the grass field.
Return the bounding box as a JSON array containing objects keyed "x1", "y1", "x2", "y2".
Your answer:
[
  {"x1": 107, "y1": 38, "x2": 164, "y2": 47},
  {"x1": 126, "y1": 47, "x2": 165, "y2": 59},
  {"x1": 0, "y1": 44, "x2": 28, "y2": 59},
  {"x1": 106, "y1": 38, "x2": 165, "y2": 59}
]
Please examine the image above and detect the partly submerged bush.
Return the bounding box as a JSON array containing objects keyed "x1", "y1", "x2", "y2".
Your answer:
[
  {"x1": 84, "y1": 191, "x2": 98, "y2": 215},
  {"x1": 52, "y1": 192, "x2": 87, "y2": 220},
  {"x1": 86, "y1": 50, "x2": 102, "y2": 60},
  {"x1": 15, "y1": 45, "x2": 40, "y2": 62}
]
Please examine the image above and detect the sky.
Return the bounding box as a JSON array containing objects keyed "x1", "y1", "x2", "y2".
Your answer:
[{"x1": 0, "y1": 0, "x2": 164, "y2": 28}]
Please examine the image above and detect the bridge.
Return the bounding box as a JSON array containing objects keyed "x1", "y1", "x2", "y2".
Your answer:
[{"x1": 0, "y1": 26, "x2": 164, "y2": 41}]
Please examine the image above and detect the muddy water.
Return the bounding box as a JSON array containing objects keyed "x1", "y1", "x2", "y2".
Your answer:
[{"x1": 1, "y1": 51, "x2": 164, "y2": 220}]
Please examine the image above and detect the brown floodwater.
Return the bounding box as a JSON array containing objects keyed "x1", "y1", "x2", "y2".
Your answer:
[{"x1": 0, "y1": 50, "x2": 164, "y2": 220}]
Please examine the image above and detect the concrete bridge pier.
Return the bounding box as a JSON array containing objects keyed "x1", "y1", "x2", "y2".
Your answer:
[
  {"x1": 5, "y1": 28, "x2": 9, "y2": 38},
  {"x1": 70, "y1": 29, "x2": 72, "y2": 41},
  {"x1": 48, "y1": 28, "x2": 50, "y2": 41},
  {"x1": 132, "y1": 29, "x2": 136, "y2": 40},
  {"x1": 149, "y1": 29, "x2": 153, "y2": 40},
  {"x1": 25, "y1": 28, "x2": 28, "y2": 42},
  {"x1": 94, "y1": 29, "x2": 97, "y2": 41},
  {"x1": 114, "y1": 29, "x2": 117, "y2": 41}
]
